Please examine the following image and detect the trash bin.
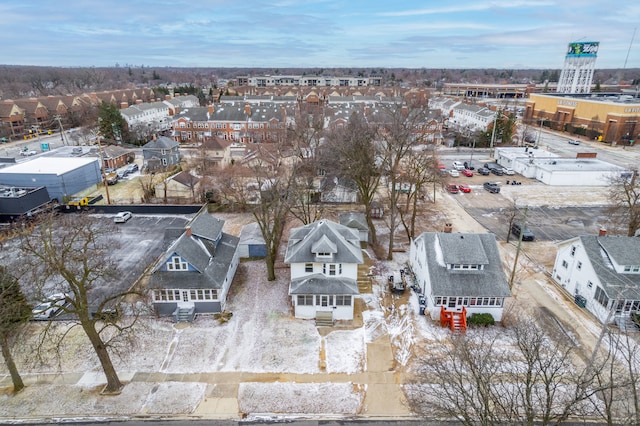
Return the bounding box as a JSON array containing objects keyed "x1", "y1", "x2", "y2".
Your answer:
[
  {"x1": 419, "y1": 305, "x2": 425, "y2": 315},
  {"x1": 574, "y1": 294, "x2": 587, "y2": 308}
]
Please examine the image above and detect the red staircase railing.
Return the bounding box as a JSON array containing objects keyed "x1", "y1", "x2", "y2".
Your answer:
[{"x1": 440, "y1": 306, "x2": 467, "y2": 333}]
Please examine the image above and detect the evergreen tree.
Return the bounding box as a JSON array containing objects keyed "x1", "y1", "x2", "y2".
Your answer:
[{"x1": 0, "y1": 266, "x2": 32, "y2": 392}]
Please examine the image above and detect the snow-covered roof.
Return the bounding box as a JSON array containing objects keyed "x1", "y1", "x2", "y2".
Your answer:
[{"x1": 0, "y1": 157, "x2": 98, "y2": 175}]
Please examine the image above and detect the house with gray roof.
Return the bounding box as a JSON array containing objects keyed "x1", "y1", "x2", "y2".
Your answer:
[
  {"x1": 553, "y1": 233, "x2": 640, "y2": 325},
  {"x1": 142, "y1": 136, "x2": 181, "y2": 171},
  {"x1": 409, "y1": 232, "x2": 511, "y2": 324},
  {"x1": 148, "y1": 207, "x2": 239, "y2": 321},
  {"x1": 284, "y1": 219, "x2": 364, "y2": 322}
]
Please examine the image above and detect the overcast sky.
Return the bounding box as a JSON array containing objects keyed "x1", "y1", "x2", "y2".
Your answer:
[{"x1": 2, "y1": 0, "x2": 638, "y2": 69}]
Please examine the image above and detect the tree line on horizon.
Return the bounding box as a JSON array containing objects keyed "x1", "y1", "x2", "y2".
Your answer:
[{"x1": 1, "y1": 65, "x2": 638, "y2": 100}]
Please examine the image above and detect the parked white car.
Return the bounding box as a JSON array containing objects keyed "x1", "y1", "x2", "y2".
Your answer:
[
  {"x1": 114, "y1": 211, "x2": 132, "y2": 223},
  {"x1": 452, "y1": 161, "x2": 465, "y2": 171},
  {"x1": 449, "y1": 169, "x2": 460, "y2": 177},
  {"x1": 503, "y1": 168, "x2": 515, "y2": 175},
  {"x1": 32, "y1": 293, "x2": 67, "y2": 320}
]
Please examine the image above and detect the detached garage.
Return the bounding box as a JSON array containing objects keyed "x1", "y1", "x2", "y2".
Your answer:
[
  {"x1": 0, "y1": 157, "x2": 102, "y2": 201},
  {"x1": 238, "y1": 222, "x2": 266, "y2": 258}
]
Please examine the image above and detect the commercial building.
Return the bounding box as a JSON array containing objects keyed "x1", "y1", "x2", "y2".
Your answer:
[
  {"x1": 525, "y1": 93, "x2": 640, "y2": 144},
  {"x1": 0, "y1": 157, "x2": 102, "y2": 201}
]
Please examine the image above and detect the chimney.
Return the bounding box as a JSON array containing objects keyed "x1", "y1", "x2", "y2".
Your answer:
[
  {"x1": 165, "y1": 94, "x2": 171, "y2": 100},
  {"x1": 185, "y1": 226, "x2": 192, "y2": 236},
  {"x1": 444, "y1": 223, "x2": 453, "y2": 233},
  {"x1": 599, "y1": 228, "x2": 607, "y2": 237},
  {"x1": 208, "y1": 104, "x2": 214, "y2": 114},
  {"x1": 244, "y1": 104, "x2": 251, "y2": 116},
  {"x1": 364, "y1": 106, "x2": 371, "y2": 116},
  {"x1": 120, "y1": 101, "x2": 128, "y2": 109}
]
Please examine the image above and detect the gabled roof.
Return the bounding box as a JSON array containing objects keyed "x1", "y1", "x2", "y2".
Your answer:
[
  {"x1": 149, "y1": 232, "x2": 239, "y2": 290},
  {"x1": 339, "y1": 212, "x2": 368, "y2": 231},
  {"x1": 578, "y1": 235, "x2": 640, "y2": 300},
  {"x1": 149, "y1": 209, "x2": 237, "y2": 290},
  {"x1": 201, "y1": 136, "x2": 233, "y2": 151},
  {"x1": 170, "y1": 171, "x2": 201, "y2": 187},
  {"x1": 414, "y1": 232, "x2": 510, "y2": 298},
  {"x1": 239, "y1": 222, "x2": 265, "y2": 245},
  {"x1": 438, "y1": 233, "x2": 489, "y2": 266},
  {"x1": 143, "y1": 135, "x2": 179, "y2": 149},
  {"x1": 284, "y1": 219, "x2": 363, "y2": 264},
  {"x1": 188, "y1": 208, "x2": 224, "y2": 241}
]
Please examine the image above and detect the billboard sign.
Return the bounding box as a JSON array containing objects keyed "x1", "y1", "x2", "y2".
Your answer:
[{"x1": 567, "y1": 42, "x2": 599, "y2": 57}]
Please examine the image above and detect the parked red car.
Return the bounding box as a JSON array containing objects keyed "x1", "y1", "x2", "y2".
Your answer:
[
  {"x1": 458, "y1": 184, "x2": 472, "y2": 193},
  {"x1": 461, "y1": 169, "x2": 474, "y2": 177},
  {"x1": 446, "y1": 184, "x2": 459, "y2": 194}
]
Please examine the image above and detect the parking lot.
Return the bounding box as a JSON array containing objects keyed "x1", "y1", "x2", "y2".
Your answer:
[
  {"x1": 441, "y1": 168, "x2": 613, "y2": 242},
  {"x1": 0, "y1": 214, "x2": 191, "y2": 310}
]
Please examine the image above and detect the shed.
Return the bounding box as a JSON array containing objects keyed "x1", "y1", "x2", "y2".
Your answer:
[
  {"x1": 238, "y1": 222, "x2": 267, "y2": 258},
  {"x1": 0, "y1": 157, "x2": 101, "y2": 201},
  {"x1": 339, "y1": 212, "x2": 369, "y2": 245}
]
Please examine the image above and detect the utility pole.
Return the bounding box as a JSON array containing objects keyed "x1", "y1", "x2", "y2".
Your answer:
[
  {"x1": 95, "y1": 125, "x2": 111, "y2": 205},
  {"x1": 509, "y1": 206, "x2": 528, "y2": 290},
  {"x1": 54, "y1": 115, "x2": 68, "y2": 146},
  {"x1": 489, "y1": 109, "x2": 498, "y2": 158}
]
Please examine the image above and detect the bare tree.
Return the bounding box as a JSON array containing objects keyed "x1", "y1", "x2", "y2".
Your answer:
[
  {"x1": 0, "y1": 265, "x2": 31, "y2": 393},
  {"x1": 286, "y1": 103, "x2": 325, "y2": 161},
  {"x1": 248, "y1": 151, "x2": 296, "y2": 281},
  {"x1": 397, "y1": 147, "x2": 439, "y2": 239},
  {"x1": 18, "y1": 214, "x2": 142, "y2": 393},
  {"x1": 138, "y1": 172, "x2": 158, "y2": 203},
  {"x1": 320, "y1": 112, "x2": 382, "y2": 245},
  {"x1": 376, "y1": 102, "x2": 429, "y2": 260},
  {"x1": 407, "y1": 315, "x2": 600, "y2": 425},
  {"x1": 607, "y1": 170, "x2": 640, "y2": 236}
]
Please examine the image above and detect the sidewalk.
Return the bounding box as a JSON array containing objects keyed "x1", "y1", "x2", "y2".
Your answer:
[{"x1": 0, "y1": 335, "x2": 412, "y2": 421}]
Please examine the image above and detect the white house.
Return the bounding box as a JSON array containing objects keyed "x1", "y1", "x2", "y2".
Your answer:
[
  {"x1": 284, "y1": 219, "x2": 364, "y2": 322},
  {"x1": 120, "y1": 101, "x2": 171, "y2": 132},
  {"x1": 450, "y1": 103, "x2": 496, "y2": 132},
  {"x1": 552, "y1": 232, "x2": 640, "y2": 324},
  {"x1": 409, "y1": 232, "x2": 511, "y2": 329}
]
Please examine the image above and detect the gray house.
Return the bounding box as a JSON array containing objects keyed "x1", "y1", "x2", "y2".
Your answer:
[
  {"x1": 148, "y1": 207, "x2": 239, "y2": 321},
  {"x1": 142, "y1": 136, "x2": 181, "y2": 172}
]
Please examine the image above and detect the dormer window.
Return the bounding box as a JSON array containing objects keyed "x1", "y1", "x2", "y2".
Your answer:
[
  {"x1": 167, "y1": 256, "x2": 188, "y2": 271},
  {"x1": 317, "y1": 252, "x2": 331, "y2": 258},
  {"x1": 450, "y1": 264, "x2": 482, "y2": 270}
]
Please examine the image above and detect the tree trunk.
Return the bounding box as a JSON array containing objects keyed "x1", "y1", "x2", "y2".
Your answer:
[
  {"x1": 0, "y1": 333, "x2": 24, "y2": 393},
  {"x1": 266, "y1": 252, "x2": 276, "y2": 281},
  {"x1": 82, "y1": 321, "x2": 122, "y2": 393},
  {"x1": 365, "y1": 210, "x2": 377, "y2": 246}
]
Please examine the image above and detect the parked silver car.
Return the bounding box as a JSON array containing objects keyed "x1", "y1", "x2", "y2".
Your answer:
[{"x1": 32, "y1": 293, "x2": 67, "y2": 320}]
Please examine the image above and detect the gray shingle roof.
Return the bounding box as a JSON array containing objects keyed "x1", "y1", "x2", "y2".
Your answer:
[
  {"x1": 143, "y1": 135, "x2": 179, "y2": 149},
  {"x1": 284, "y1": 219, "x2": 363, "y2": 264},
  {"x1": 239, "y1": 222, "x2": 265, "y2": 245},
  {"x1": 289, "y1": 273, "x2": 359, "y2": 295},
  {"x1": 415, "y1": 232, "x2": 511, "y2": 298},
  {"x1": 149, "y1": 233, "x2": 239, "y2": 290},
  {"x1": 580, "y1": 235, "x2": 640, "y2": 300},
  {"x1": 339, "y1": 212, "x2": 368, "y2": 231},
  {"x1": 148, "y1": 210, "x2": 238, "y2": 290},
  {"x1": 188, "y1": 210, "x2": 224, "y2": 241}
]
